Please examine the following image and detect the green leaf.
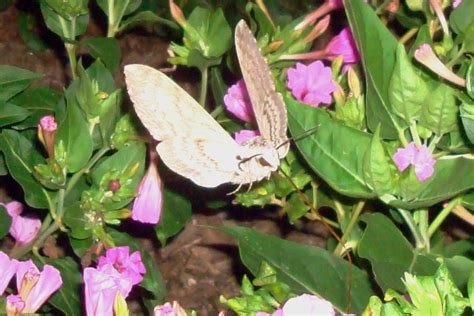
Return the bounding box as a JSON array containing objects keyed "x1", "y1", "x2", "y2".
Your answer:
[
  {"x1": 99, "y1": 89, "x2": 121, "y2": 146},
  {"x1": 69, "y1": 235, "x2": 93, "y2": 258},
  {"x1": 118, "y1": 11, "x2": 178, "y2": 33},
  {"x1": 460, "y1": 94, "x2": 474, "y2": 144},
  {"x1": 97, "y1": 0, "x2": 142, "y2": 19},
  {"x1": 467, "y1": 63, "x2": 474, "y2": 99},
  {"x1": 433, "y1": 263, "x2": 469, "y2": 315},
  {"x1": 389, "y1": 44, "x2": 427, "y2": 123},
  {"x1": 420, "y1": 82, "x2": 458, "y2": 135},
  {"x1": 40, "y1": 0, "x2": 89, "y2": 40},
  {"x1": 468, "y1": 271, "x2": 474, "y2": 311},
  {"x1": 0, "y1": 65, "x2": 42, "y2": 102},
  {"x1": 86, "y1": 59, "x2": 116, "y2": 93},
  {"x1": 0, "y1": 102, "x2": 30, "y2": 127},
  {"x1": 359, "y1": 213, "x2": 439, "y2": 292},
  {"x1": 445, "y1": 256, "x2": 474, "y2": 290},
  {"x1": 9, "y1": 87, "x2": 63, "y2": 129},
  {"x1": 363, "y1": 127, "x2": 396, "y2": 196},
  {"x1": 403, "y1": 273, "x2": 443, "y2": 315},
  {"x1": 155, "y1": 189, "x2": 192, "y2": 246},
  {"x1": 0, "y1": 130, "x2": 52, "y2": 208},
  {"x1": 109, "y1": 229, "x2": 166, "y2": 304},
  {"x1": 84, "y1": 37, "x2": 121, "y2": 73},
  {"x1": 42, "y1": 257, "x2": 83, "y2": 316},
  {"x1": 55, "y1": 101, "x2": 93, "y2": 173},
  {"x1": 344, "y1": 0, "x2": 402, "y2": 139},
  {"x1": 63, "y1": 201, "x2": 92, "y2": 239},
  {"x1": 0, "y1": 205, "x2": 12, "y2": 238},
  {"x1": 219, "y1": 226, "x2": 374, "y2": 314},
  {"x1": 18, "y1": 12, "x2": 49, "y2": 52},
  {"x1": 449, "y1": 0, "x2": 474, "y2": 34},
  {"x1": 287, "y1": 96, "x2": 375, "y2": 198}
]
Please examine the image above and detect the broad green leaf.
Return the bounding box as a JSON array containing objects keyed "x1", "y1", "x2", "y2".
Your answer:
[
  {"x1": 445, "y1": 256, "x2": 474, "y2": 290},
  {"x1": 420, "y1": 82, "x2": 458, "y2": 135},
  {"x1": 449, "y1": 0, "x2": 474, "y2": 34},
  {"x1": 155, "y1": 189, "x2": 192, "y2": 246},
  {"x1": 460, "y1": 95, "x2": 474, "y2": 144},
  {"x1": 403, "y1": 273, "x2": 443, "y2": 315},
  {"x1": 0, "y1": 102, "x2": 30, "y2": 127},
  {"x1": 0, "y1": 65, "x2": 42, "y2": 102},
  {"x1": 97, "y1": 0, "x2": 141, "y2": 19},
  {"x1": 219, "y1": 226, "x2": 374, "y2": 314},
  {"x1": 287, "y1": 96, "x2": 375, "y2": 198},
  {"x1": 0, "y1": 154, "x2": 6, "y2": 176},
  {"x1": 69, "y1": 235, "x2": 93, "y2": 258},
  {"x1": 389, "y1": 44, "x2": 426, "y2": 123},
  {"x1": 118, "y1": 11, "x2": 178, "y2": 33},
  {"x1": 358, "y1": 213, "x2": 438, "y2": 292},
  {"x1": 99, "y1": 89, "x2": 121, "y2": 146},
  {"x1": 0, "y1": 130, "x2": 52, "y2": 208},
  {"x1": 40, "y1": 0, "x2": 89, "y2": 40},
  {"x1": 433, "y1": 263, "x2": 469, "y2": 315},
  {"x1": 344, "y1": 0, "x2": 402, "y2": 139},
  {"x1": 18, "y1": 12, "x2": 49, "y2": 52},
  {"x1": 109, "y1": 229, "x2": 166, "y2": 304},
  {"x1": 63, "y1": 201, "x2": 92, "y2": 239},
  {"x1": 55, "y1": 101, "x2": 93, "y2": 173},
  {"x1": 363, "y1": 127, "x2": 395, "y2": 196},
  {"x1": 0, "y1": 205, "x2": 12, "y2": 238},
  {"x1": 43, "y1": 257, "x2": 82, "y2": 316},
  {"x1": 468, "y1": 271, "x2": 474, "y2": 311},
  {"x1": 84, "y1": 37, "x2": 121, "y2": 72},
  {"x1": 9, "y1": 87, "x2": 63, "y2": 129},
  {"x1": 388, "y1": 157, "x2": 474, "y2": 209},
  {"x1": 86, "y1": 59, "x2": 116, "y2": 93}
]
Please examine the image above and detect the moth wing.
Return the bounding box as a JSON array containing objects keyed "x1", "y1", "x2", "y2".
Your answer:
[
  {"x1": 125, "y1": 64, "x2": 244, "y2": 187},
  {"x1": 234, "y1": 20, "x2": 289, "y2": 158},
  {"x1": 124, "y1": 64, "x2": 235, "y2": 143},
  {"x1": 157, "y1": 137, "x2": 243, "y2": 187}
]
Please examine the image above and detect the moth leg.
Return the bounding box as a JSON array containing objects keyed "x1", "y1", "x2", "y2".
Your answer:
[{"x1": 227, "y1": 182, "x2": 244, "y2": 195}]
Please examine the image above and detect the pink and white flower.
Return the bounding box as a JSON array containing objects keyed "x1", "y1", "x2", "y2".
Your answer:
[
  {"x1": 97, "y1": 246, "x2": 146, "y2": 286},
  {"x1": 393, "y1": 142, "x2": 436, "y2": 182},
  {"x1": 0, "y1": 251, "x2": 19, "y2": 295}
]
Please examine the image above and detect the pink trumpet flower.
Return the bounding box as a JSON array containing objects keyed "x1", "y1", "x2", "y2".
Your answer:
[
  {"x1": 97, "y1": 246, "x2": 146, "y2": 286},
  {"x1": 223, "y1": 79, "x2": 255, "y2": 123},
  {"x1": 0, "y1": 251, "x2": 19, "y2": 295},
  {"x1": 234, "y1": 129, "x2": 260, "y2": 145},
  {"x1": 393, "y1": 142, "x2": 436, "y2": 182},
  {"x1": 2, "y1": 201, "x2": 41, "y2": 245}
]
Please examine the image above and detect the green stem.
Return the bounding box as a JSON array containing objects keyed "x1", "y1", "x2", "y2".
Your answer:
[
  {"x1": 428, "y1": 134, "x2": 442, "y2": 152},
  {"x1": 65, "y1": 147, "x2": 110, "y2": 196},
  {"x1": 199, "y1": 67, "x2": 209, "y2": 107},
  {"x1": 409, "y1": 121, "x2": 422, "y2": 146},
  {"x1": 398, "y1": 208, "x2": 424, "y2": 249},
  {"x1": 9, "y1": 221, "x2": 60, "y2": 259},
  {"x1": 210, "y1": 105, "x2": 224, "y2": 118},
  {"x1": 416, "y1": 209, "x2": 430, "y2": 252},
  {"x1": 400, "y1": 28, "x2": 419, "y2": 44},
  {"x1": 334, "y1": 200, "x2": 365, "y2": 256},
  {"x1": 56, "y1": 188, "x2": 66, "y2": 220},
  {"x1": 107, "y1": 0, "x2": 116, "y2": 37},
  {"x1": 65, "y1": 43, "x2": 78, "y2": 80},
  {"x1": 428, "y1": 197, "x2": 461, "y2": 237}
]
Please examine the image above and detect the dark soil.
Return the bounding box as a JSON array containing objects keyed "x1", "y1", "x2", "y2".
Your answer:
[{"x1": 0, "y1": 3, "x2": 331, "y2": 315}]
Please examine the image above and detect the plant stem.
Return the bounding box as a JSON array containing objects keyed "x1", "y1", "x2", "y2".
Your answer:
[
  {"x1": 409, "y1": 121, "x2": 422, "y2": 146},
  {"x1": 428, "y1": 197, "x2": 461, "y2": 237},
  {"x1": 398, "y1": 208, "x2": 424, "y2": 249},
  {"x1": 199, "y1": 67, "x2": 209, "y2": 107},
  {"x1": 416, "y1": 209, "x2": 430, "y2": 252},
  {"x1": 65, "y1": 43, "x2": 78, "y2": 80},
  {"x1": 210, "y1": 105, "x2": 224, "y2": 118},
  {"x1": 56, "y1": 188, "x2": 66, "y2": 222},
  {"x1": 334, "y1": 200, "x2": 365, "y2": 255},
  {"x1": 400, "y1": 28, "x2": 419, "y2": 44}
]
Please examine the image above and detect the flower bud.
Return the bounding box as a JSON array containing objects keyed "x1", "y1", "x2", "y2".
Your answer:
[
  {"x1": 37, "y1": 115, "x2": 57, "y2": 158},
  {"x1": 347, "y1": 66, "x2": 361, "y2": 98},
  {"x1": 169, "y1": 0, "x2": 187, "y2": 27}
]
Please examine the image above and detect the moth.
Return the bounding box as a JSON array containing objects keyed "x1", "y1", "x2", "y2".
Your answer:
[{"x1": 124, "y1": 20, "x2": 288, "y2": 189}]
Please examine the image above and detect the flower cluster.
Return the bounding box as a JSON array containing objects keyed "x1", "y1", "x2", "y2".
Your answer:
[
  {"x1": 393, "y1": 142, "x2": 436, "y2": 182},
  {"x1": 84, "y1": 246, "x2": 146, "y2": 316},
  {"x1": 0, "y1": 251, "x2": 63, "y2": 315}
]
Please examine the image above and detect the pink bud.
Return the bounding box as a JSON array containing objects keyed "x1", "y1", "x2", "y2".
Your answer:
[
  {"x1": 287, "y1": 61, "x2": 336, "y2": 107},
  {"x1": 223, "y1": 80, "x2": 255, "y2": 123},
  {"x1": 3, "y1": 201, "x2": 41, "y2": 245},
  {"x1": 453, "y1": 0, "x2": 463, "y2": 8},
  {"x1": 234, "y1": 129, "x2": 260, "y2": 145},
  {"x1": 38, "y1": 115, "x2": 57, "y2": 158},
  {"x1": 39, "y1": 115, "x2": 57, "y2": 132},
  {"x1": 132, "y1": 156, "x2": 163, "y2": 224}
]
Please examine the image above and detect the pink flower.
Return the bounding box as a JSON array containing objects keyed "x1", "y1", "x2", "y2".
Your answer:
[
  {"x1": 287, "y1": 61, "x2": 336, "y2": 107},
  {"x1": 0, "y1": 251, "x2": 19, "y2": 295},
  {"x1": 281, "y1": 294, "x2": 335, "y2": 315},
  {"x1": 3, "y1": 201, "x2": 41, "y2": 245},
  {"x1": 323, "y1": 27, "x2": 360, "y2": 64},
  {"x1": 132, "y1": 154, "x2": 163, "y2": 224},
  {"x1": 15, "y1": 260, "x2": 63, "y2": 313},
  {"x1": 154, "y1": 301, "x2": 187, "y2": 316},
  {"x1": 453, "y1": 0, "x2": 463, "y2": 8},
  {"x1": 38, "y1": 115, "x2": 57, "y2": 158},
  {"x1": 84, "y1": 264, "x2": 134, "y2": 316},
  {"x1": 234, "y1": 129, "x2": 260, "y2": 145},
  {"x1": 97, "y1": 246, "x2": 146, "y2": 286},
  {"x1": 223, "y1": 80, "x2": 255, "y2": 123},
  {"x1": 414, "y1": 44, "x2": 466, "y2": 87},
  {"x1": 393, "y1": 142, "x2": 436, "y2": 182}
]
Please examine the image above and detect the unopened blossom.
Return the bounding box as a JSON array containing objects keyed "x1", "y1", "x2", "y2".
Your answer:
[
  {"x1": 132, "y1": 153, "x2": 163, "y2": 224},
  {"x1": 302, "y1": 15, "x2": 331, "y2": 44},
  {"x1": 282, "y1": 294, "x2": 335, "y2": 315},
  {"x1": 393, "y1": 142, "x2": 436, "y2": 182},
  {"x1": 414, "y1": 44, "x2": 466, "y2": 87},
  {"x1": 453, "y1": 0, "x2": 463, "y2": 8},
  {"x1": 429, "y1": 0, "x2": 449, "y2": 35},
  {"x1": 3, "y1": 201, "x2": 41, "y2": 245},
  {"x1": 15, "y1": 260, "x2": 62, "y2": 313},
  {"x1": 38, "y1": 115, "x2": 57, "y2": 158},
  {"x1": 0, "y1": 251, "x2": 19, "y2": 295},
  {"x1": 84, "y1": 264, "x2": 134, "y2": 316},
  {"x1": 287, "y1": 61, "x2": 336, "y2": 107},
  {"x1": 154, "y1": 301, "x2": 187, "y2": 316},
  {"x1": 223, "y1": 80, "x2": 255, "y2": 123},
  {"x1": 234, "y1": 129, "x2": 260, "y2": 145},
  {"x1": 97, "y1": 246, "x2": 146, "y2": 286},
  {"x1": 6, "y1": 294, "x2": 25, "y2": 316}
]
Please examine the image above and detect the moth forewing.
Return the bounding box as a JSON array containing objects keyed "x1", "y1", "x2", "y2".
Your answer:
[{"x1": 234, "y1": 20, "x2": 289, "y2": 158}]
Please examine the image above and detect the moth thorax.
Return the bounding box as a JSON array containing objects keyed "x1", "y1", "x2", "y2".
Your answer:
[{"x1": 240, "y1": 136, "x2": 280, "y2": 172}]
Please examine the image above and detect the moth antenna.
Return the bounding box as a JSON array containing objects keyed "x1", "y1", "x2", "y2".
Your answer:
[
  {"x1": 278, "y1": 168, "x2": 353, "y2": 311},
  {"x1": 276, "y1": 125, "x2": 321, "y2": 151}
]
